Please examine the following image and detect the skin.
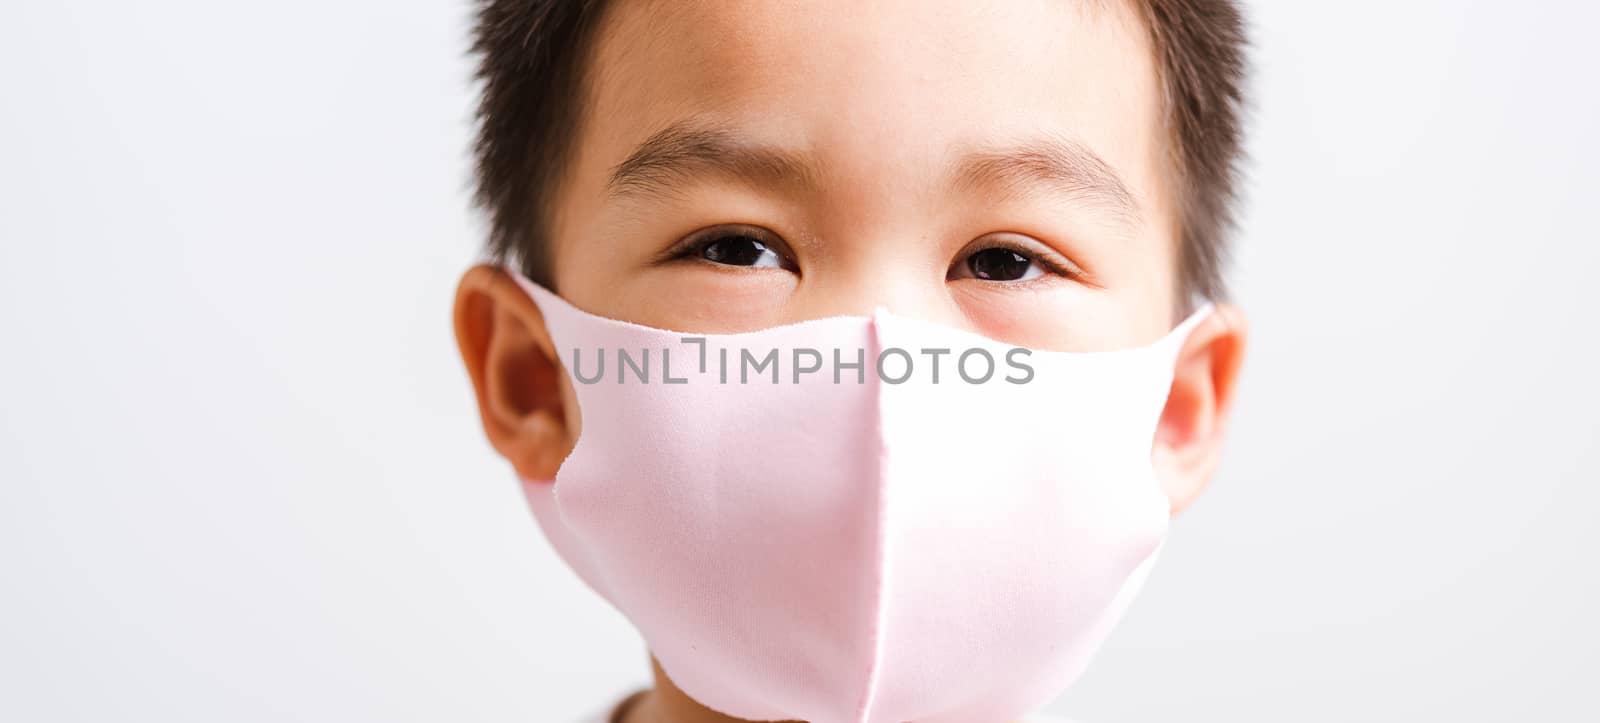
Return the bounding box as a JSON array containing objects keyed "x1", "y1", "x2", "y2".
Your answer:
[{"x1": 454, "y1": 1, "x2": 1248, "y2": 721}]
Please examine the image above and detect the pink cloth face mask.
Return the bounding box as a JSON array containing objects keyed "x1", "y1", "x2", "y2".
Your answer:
[{"x1": 510, "y1": 271, "x2": 1212, "y2": 723}]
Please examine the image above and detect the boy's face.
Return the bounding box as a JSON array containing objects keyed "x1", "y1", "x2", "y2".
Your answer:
[
  {"x1": 547, "y1": 0, "x2": 1182, "y2": 351},
  {"x1": 455, "y1": 5, "x2": 1249, "y2": 711},
  {"x1": 457, "y1": 0, "x2": 1245, "y2": 541}
]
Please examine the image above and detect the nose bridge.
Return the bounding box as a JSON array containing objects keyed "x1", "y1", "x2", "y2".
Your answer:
[{"x1": 801, "y1": 237, "x2": 955, "y2": 324}]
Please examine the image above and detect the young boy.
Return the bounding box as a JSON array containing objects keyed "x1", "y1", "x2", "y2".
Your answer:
[{"x1": 453, "y1": 1, "x2": 1249, "y2": 721}]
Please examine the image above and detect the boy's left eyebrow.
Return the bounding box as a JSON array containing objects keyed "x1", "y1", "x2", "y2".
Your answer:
[
  {"x1": 607, "y1": 119, "x2": 1139, "y2": 226},
  {"x1": 951, "y1": 134, "x2": 1140, "y2": 226}
]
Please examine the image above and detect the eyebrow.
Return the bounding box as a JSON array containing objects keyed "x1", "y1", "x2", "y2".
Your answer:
[
  {"x1": 951, "y1": 133, "x2": 1139, "y2": 225},
  {"x1": 606, "y1": 120, "x2": 1138, "y2": 224},
  {"x1": 606, "y1": 122, "x2": 819, "y2": 200}
]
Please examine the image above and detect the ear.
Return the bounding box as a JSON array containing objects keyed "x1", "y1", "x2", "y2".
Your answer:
[
  {"x1": 453, "y1": 264, "x2": 579, "y2": 481},
  {"x1": 1152, "y1": 303, "x2": 1248, "y2": 516}
]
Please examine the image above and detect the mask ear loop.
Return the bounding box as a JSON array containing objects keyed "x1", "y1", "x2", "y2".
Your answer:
[
  {"x1": 505, "y1": 266, "x2": 583, "y2": 326},
  {"x1": 1162, "y1": 301, "x2": 1216, "y2": 354}
]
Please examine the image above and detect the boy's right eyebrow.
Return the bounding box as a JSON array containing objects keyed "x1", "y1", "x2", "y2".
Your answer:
[
  {"x1": 606, "y1": 121, "x2": 819, "y2": 201},
  {"x1": 606, "y1": 118, "x2": 1138, "y2": 228}
]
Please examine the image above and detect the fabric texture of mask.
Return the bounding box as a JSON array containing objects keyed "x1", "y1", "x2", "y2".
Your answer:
[{"x1": 509, "y1": 270, "x2": 1212, "y2": 723}]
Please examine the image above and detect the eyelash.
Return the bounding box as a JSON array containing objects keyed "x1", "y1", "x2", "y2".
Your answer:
[
  {"x1": 960, "y1": 237, "x2": 1084, "y2": 281},
  {"x1": 663, "y1": 225, "x2": 1084, "y2": 282},
  {"x1": 666, "y1": 225, "x2": 795, "y2": 268}
]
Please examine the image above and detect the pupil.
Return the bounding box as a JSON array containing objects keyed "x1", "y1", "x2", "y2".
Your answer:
[
  {"x1": 969, "y1": 248, "x2": 1031, "y2": 280},
  {"x1": 703, "y1": 236, "x2": 767, "y2": 266}
]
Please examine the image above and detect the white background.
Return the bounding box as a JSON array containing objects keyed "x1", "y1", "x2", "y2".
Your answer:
[{"x1": 2, "y1": 2, "x2": 1596, "y2": 721}]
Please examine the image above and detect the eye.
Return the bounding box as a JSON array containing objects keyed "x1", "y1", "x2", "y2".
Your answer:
[
  {"x1": 948, "y1": 234, "x2": 1081, "y2": 283},
  {"x1": 964, "y1": 247, "x2": 1042, "y2": 281},
  {"x1": 676, "y1": 225, "x2": 797, "y2": 271},
  {"x1": 703, "y1": 235, "x2": 783, "y2": 267}
]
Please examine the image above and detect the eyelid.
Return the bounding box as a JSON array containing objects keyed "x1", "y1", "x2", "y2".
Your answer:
[
  {"x1": 956, "y1": 233, "x2": 1086, "y2": 280},
  {"x1": 660, "y1": 223, "x2": 799, "y2": 269}
]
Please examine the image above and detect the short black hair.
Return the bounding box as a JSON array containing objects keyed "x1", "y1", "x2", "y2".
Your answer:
[{"x1": 469, "y1": 0, "x2": 1249, "y2": 302}]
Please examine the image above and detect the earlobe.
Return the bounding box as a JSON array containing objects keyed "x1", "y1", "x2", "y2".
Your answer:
[
  {"x1": 1152, "y1": 304, "x2": 1248, "y2": 515},
  {"x1": 453, "y1": 264, "x2": 579, "y2": 481}
]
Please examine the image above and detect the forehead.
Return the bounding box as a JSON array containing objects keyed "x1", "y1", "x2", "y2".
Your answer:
[{"x1": 575, "y1": 0, "x2": 1170, "y2": 223}]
